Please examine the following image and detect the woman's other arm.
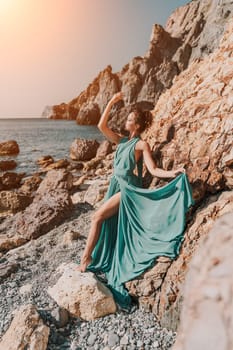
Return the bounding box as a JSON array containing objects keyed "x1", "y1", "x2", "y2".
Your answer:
[
  {"x1": 137, "y1": 141, "x2": 185, "y2": 178},
  {"x1": 98, "y1": 92, "x2": 123, "y2": 144}
]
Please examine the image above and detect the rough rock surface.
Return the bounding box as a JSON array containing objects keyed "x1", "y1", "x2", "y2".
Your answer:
[
  {"x1": 70, "y1": 138, "x2": 100, "y2": 161},
  {"x1": 126, "y1": 191, "x2": 233, "y2": 330},
  {"x1": 76, "y1": 102, "x2": 100, "y2": 125},
  {"x1": 172, "y1": 211, "x2": 233, "y2": 350},
  {"x1": 96, "y1": 140, "x2": 113, "y2": 158},
  {"x1": 146, "y1": 18, "x2": 233, "y2": 202},
  {"x1": 13, "y1": 189, "x2": 73, "y2": 240},
  {"x1": 0, "y1": 304, "x2": 49, "y2": 350},
  {"x1": 36, "y1": 169, "x2": 73, "y2": 194},
  {"x1": 165, "y1": 0, "x2": 233, "y2": 66},
  {"x1": 0, "y1": 191, "x2": 32, "y2": 216},
  {"x1": 19, "y1": 175, "x2": 42, "y2": 195},
  {"x1": 83, "y1": 179, "x2": 109, "y2": 206},
  {"x1": 0, "y1": 170, "x2": 73, "y2": 252},
  {"x1": 37, "y1": 155, "x2": 54, "y2": 168},
  {"x1": 0, "y1": 140, "x2": 19, "y2": 156},
  {"x1": 44, "y1": 159, "x2": 70, "y2": 171},
  {"x1": 0, "y1": 172, "x2": 24, "y2": 190},
  {"x1": 47, "y1": 0, "x2": 233, "y2": 127},
  {"x1": 0, "y1": 160, "x2": 17, "y2": 171},
  {"x1": 48, "y1": 263, "x2": 117, "y2": 320}
]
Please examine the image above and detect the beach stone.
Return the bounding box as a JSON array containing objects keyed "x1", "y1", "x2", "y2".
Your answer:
[
  {"x1": 108, "y1": 332, "x2": 120, "y2": 347},
  {"x1": 96, "y1": 140, "x2": 113, "y2": 158},
  {"x1": 83, "y1": 179, "x2": 109, "y2": 205},
  {"x1": 0, "y1": 304, "x2": 49, "y2": 350},
  {"x1": 87, "y1": 334, "x2": 97, "y2": 346},
  {"x1": 45, "y1": 159, "x2": 70, "y2": 170},
  {"x1": 37, "y1": 155, "x2": 54, "y2": 168},
  {"x1": 70, "y1": 139, "x2": 100, "y2": 161},
  {"x1": 0, "y1": 140, "x2": 19, "y2": 156},
  {"x1": 19, "y1": 284, "x2": 33, "y2": 295},
  {"x1": 36, "y1": 169, "x2": 73, "y2": 194},
  {"x1": 51, "y1": 307, "x2": 69, "y2": 328},
  {"x1": 0, "y1": 233, "x2": 28, "y2": 253},
  {"x1": 173, "y1": 211, "x2": 233, "y2": 350},
  {"x1": 83, "y1": 157, "x2": 102, "y2": 172},
  {"x1": 48, "y1": 262, "x2": 117, "y2": 320},
  {"x1": 20, "y1": 174, "x2": 42, "y2": 195},
  {"x1": 0, "y1": 261, "x2": 19, "y2": 282},
  {"x1": 0, "y1": 191, "x2": 32, "y2": 215},
  {"x1": 62, "y1": 230, "x2": 81, "y2": 245},
  {"x1": 0, "y1": 172, "x2": 24, "y2": 190},
  {"x1": 0, "y1": 160, "x2": 17, "y2": 171}
]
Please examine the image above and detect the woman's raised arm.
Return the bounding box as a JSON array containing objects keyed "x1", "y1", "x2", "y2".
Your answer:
[
  {"x1": 136, "y1": 140, "x2": 185, "y2": 178},
  {"x1": 98, "y1": 92, "x2": 123, "y2": 144}
]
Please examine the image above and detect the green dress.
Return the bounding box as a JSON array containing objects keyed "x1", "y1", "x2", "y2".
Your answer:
[{"x1": 87, "y1": 137, "x2": 194, "y2": 308}]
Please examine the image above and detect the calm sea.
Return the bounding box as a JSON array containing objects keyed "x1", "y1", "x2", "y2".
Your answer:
[{"x1": 0, "y1": 118, "x2": 104, "y2": 175}]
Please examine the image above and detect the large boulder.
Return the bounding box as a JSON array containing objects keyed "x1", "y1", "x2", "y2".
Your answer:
[
  {"x1": 48, "y1": 263, "x2": 117, "y2": 320},
  {"x1": 0, "y1": 140, "x2": 19, "y2": 156},
  {"x1": 0, "y1": 304, "x2": 49, "y2": 350},
  {"x1": 0, "y1": 170, "x2": 74, "y2": 252},
  {"x1": 70, "y1": 139, "x2": 100, "y2": 161},
  {"x1": 13, "y1": 189, "x2": 72, "y2": 240},
  {"x1": 172, "y1": 211, "x2": 233, "y2": 350}
]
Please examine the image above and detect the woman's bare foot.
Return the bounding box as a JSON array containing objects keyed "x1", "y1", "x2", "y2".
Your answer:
[{"x1": 77, "y1": 256, "x2": 92, "y2": 272}]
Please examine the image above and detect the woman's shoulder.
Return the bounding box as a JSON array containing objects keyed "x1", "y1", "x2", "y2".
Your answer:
[{"x1": 135, "y1": 139, "x2": 150, "y2": 151}]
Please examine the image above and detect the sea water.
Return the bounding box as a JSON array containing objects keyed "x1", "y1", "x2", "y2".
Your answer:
[{"x1": 0, "y1": 118, "x2": 104, "y2": 175}]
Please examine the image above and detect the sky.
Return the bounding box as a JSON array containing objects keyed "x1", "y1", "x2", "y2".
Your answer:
[{"x1": 0, "y1": 0, "x2": 190, "y2": 117}]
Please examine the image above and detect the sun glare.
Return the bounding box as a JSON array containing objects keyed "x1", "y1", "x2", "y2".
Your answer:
[{"x1": 0, "y1": 0, "x2": 14, "y2": 11}]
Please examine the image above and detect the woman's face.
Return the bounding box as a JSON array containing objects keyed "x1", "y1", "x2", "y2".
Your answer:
[{"x1": 125, "y1": 112, "x2": 139, "y2": 132}]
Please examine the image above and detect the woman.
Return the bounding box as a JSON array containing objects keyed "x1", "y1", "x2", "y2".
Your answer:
[{"x1": 78, "y1": 92, "x2": 194, "y2": 308}]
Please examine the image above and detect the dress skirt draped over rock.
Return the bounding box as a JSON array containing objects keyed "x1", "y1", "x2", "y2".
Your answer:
[{"x1": 87, "y1": 137, "x2": 194, "y2": 308}]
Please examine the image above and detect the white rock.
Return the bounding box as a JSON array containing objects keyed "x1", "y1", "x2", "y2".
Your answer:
[
  {"x1": 19, "y1": 283, "x2": 33, "y2": 295},
  {"x1": 0, "y1": 304, "x2": 49, "y2": 350},
  {"x1": 48, "y1": 262, "x2": 117, "y2": 320}
]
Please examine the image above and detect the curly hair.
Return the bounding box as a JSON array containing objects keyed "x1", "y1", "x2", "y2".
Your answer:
[{"x1": 132, "y1": 108, "x2": 153, "y2": 133}]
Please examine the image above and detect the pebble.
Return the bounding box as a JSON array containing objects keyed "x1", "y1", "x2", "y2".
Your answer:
[
  {"x1": 87, "y1": 334, "x2": 97, "y2": 346},
  {"x1": 108, "y1": 331, "x2": 120, "y2": 347},
  {"x1": 0, "y1": 208, "x2": 176, "y2": 350}
]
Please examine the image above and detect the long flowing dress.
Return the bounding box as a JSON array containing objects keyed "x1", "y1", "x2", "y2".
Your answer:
[{"x1": 87, "y1": 136, "x2": 194, "y2": 309}]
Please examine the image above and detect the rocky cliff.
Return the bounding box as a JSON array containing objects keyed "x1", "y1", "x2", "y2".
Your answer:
[
  {"x1": 45, "y1": 0, "x2": 233, "y2": 128},
  {"x1": 126, "y1": 16, "x2": 233, "y2": 330}
]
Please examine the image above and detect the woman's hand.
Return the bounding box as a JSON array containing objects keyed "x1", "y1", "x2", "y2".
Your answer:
[
  {"x1": 109, "y1": 92, "x2": 124, "y2": 106},
  {"x1": 171, "y1": 167, "x2": 186, "y2": 178}
]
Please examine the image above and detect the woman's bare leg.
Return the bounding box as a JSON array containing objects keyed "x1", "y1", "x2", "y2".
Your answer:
[{"x1": 78, "y1": 192, "x2": 121, "y2": 272}]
